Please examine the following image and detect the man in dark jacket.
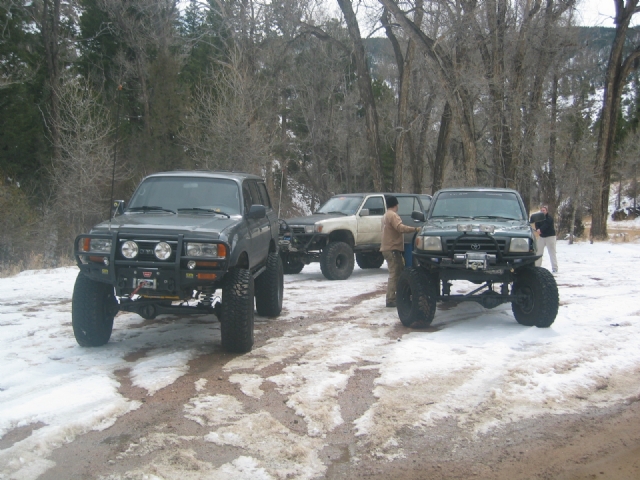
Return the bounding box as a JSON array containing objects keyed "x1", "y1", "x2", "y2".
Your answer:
[{"x1": 534, "y1": 205, "x2": 558, "y2": 273}]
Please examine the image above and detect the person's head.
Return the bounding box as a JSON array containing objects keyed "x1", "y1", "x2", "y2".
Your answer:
[
  {"x1": 540, "y1": 205, "x2": 548, "y2": 215},
  {"x1": 385, "y1": 195, "x2": 399, "y2": 211}
]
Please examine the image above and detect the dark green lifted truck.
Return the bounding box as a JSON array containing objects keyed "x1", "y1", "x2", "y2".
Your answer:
[
  {"x1": 397, "y1": 188, "x2": 559, "y2": 328},
  {"x1": 72, "y1": 171, "x2": 283, "y2": 353}
]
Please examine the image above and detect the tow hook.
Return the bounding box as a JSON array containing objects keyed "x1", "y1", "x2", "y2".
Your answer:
[{"x1": 131, "y1": 281, "x2": 149, "y2": 296}]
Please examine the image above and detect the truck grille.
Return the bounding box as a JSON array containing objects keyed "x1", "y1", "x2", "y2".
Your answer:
[
  {"x1": 445, "y1": 237, "x2": 506, "y2": 255},
  {"x1": 291, "y1": 227, "x2": 307, "y2": 235},
  {"x1": 116, "y1": 238, "x2": 179, "y2": 262}
]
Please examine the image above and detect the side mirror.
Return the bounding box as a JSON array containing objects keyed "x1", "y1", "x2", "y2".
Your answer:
[
  {"x1": 529, "y1": 212, "x2": 545, "y2": 223},
  {"x1": 411, "y1": 210, "x2": 426, "y2": 222},
  {"x1": 112, "y1": 200, "x2": 125, "y2": 217},
  {"x1": 359, "y1": 209, "x2": 370, "y2": 217},
  {"x1": 247, "y1": 204, "x2": 266, "y2": 219}
]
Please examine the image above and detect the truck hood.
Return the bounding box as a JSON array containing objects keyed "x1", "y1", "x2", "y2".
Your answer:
[
  {"x1": 284, "y1": 213, "x2": 346, "y2": 226},
  {"x1": 90, "y1": 213, "x2": 242, "y2": 238},
  {"x1": 424, "y1": 218, "x2": 532, "y2": 236}
]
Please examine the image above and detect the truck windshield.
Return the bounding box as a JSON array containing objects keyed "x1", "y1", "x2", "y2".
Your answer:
[
  {"x1": 128, "y1": 177, "x2": 241, "y2": 215},
  {"x1": 317, "y1": 196, "x2": 364, "y2": 215},
  {"x1": 430, "y1": 191, "x2": 525, "y2": 220}
]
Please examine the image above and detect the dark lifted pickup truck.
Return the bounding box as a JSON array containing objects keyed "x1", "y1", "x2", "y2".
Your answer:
[
  {"x1": 397, "y1": 187, "x2": 559, "y2": 328},
  {"x1": 72, "y1": 171, "x2": 283, "y2": 353}
]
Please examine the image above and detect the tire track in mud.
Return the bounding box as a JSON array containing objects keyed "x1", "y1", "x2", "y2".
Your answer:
[
  {"x1": 38, "y1": 272, "x2": 491, "y2": 478},
  {"x1": 38, "y1": 280, "x2": 397, "y2": 479}
]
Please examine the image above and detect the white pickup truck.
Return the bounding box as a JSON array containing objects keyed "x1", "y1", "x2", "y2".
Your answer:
[{"x1": 279, "y1": 193, "x2": 431, "y2": 280}]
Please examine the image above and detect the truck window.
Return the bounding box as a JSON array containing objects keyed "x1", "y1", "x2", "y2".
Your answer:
[
  {"x1": 397, "y1": 196, "x2": 420, "y2": 216},
  {"x1": 362, "y1": 196, "x2": 385, "y2": 216},
  {"x1": 257, "y1": 182, "x2": 272, "y2": 208}
]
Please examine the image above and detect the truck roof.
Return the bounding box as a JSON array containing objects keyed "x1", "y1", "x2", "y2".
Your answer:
[
  {"x1": 144, "y1": 170, "x2": 264, "y2": 182},
  {"x1": 328, "y1": 192, "x2": 430, "y2": 197},
  {"x1": 434, "y1": 187, "x2": 521, "y2": 195}
]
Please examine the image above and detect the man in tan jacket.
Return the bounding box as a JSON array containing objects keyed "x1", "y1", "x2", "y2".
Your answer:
[{"x1": 380, "y1": 195, "x2": 421, "y2": 307}]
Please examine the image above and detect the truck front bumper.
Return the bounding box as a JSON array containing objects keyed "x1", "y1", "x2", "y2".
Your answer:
[{"x1": 74, "y1": 232, "x2": 231, "y2": 297}]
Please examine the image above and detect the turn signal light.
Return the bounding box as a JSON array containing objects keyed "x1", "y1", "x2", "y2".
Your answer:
[
  {"x1": 197, "y1": 273, "x2": 217, "y2": 280},
  {"x1": 197, "y1": 261, "x2": 219, "y2": 267}
]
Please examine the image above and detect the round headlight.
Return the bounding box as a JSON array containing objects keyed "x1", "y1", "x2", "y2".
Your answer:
[
  {"x1": 121, "y1": 241, "x2": 138, "y2": 259},
  {"x1": 155, "y1": 242, "x2": 172, "y2": 260},
  {"x1": 186, "y1": 243, "x2": 202, "y2": 256}
]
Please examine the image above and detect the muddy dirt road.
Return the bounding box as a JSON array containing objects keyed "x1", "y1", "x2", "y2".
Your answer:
[{"x1": 38, "y1": 311, "x2": 640, "y2": 480}]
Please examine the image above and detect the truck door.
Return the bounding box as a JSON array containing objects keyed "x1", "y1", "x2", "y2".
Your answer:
[
  {"x1": 246, "y1": 180, "x2": 271, "y2": 264},
  {"x1": 397, "y1": 195, "x2": 425, "y2": 243},
  {"x1": 356, "y1": 195, "x2": 386, "y2": 245}
]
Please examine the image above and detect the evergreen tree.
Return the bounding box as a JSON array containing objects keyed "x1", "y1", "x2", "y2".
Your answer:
[{"x1": 0, "y1": 1, "x2": 48, "y2": 186}]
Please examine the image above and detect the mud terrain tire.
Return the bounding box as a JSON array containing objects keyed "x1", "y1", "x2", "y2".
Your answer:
[
  {"x1": 255, "y1": 252, "x2": 284, "y2": 317},
  {"x1": 72, "y1": 273, "x2": 118, "y2": 347},
  {"x1": 511, "y1": 266, "x2": 559, "y2": 328},
  {"x1": 320, "y1": 241, "x2": 355, "y2": 280},
  {"x1": 282, "y1": 254, "x2": 304, "y2": 274},
  {"x1": 396, "y1": 267, "x2": 438, "y2": 327},
  {"x1": 356, "y1": 252, "x2": 384, "y2": 269},
  {"x1": 220, "y1": 268, "x2": 254, "y2": 352}
]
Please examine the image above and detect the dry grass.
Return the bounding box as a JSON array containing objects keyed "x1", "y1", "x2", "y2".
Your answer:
[
  {"x1": 582, "y1": 216, "x2": 640, "y2": 243},
  {"x1": 0, "y1": 254, "x2": 76, "y2": 278}
]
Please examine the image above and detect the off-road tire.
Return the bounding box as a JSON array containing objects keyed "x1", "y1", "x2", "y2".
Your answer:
[
  {"x1": 72, "y1": 273, "x2": 118, "y2": 347},
  {"x1": 511, "y1": 266, "x2": 559, "y2": 328},
  {"x1": 282, "y1": 254, "x2": 304, "y2": 274},
  {"x1": 320, "y1": 241, "x2": 355, "y2": 280},
  {"x1": 220, "y1": 268, "x2": 255, "y2": 352},
  {"x1": 356, "y1": 252, "x2": 384, "y2": 269},
  {"x1": 396, "y1": 267, "x2": 438, "y2": 327},
  {"x1": 255, "y1": 252, "x2": 284, "y2": 317}
]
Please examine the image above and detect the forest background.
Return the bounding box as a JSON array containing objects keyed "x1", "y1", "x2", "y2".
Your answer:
[{"x1": 1, "y1": 0, "x2": 640, "y2": 274}]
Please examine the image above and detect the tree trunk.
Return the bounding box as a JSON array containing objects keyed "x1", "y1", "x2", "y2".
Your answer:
[
  {"x1": 432, "y1": 102, "x2": 452, "y2": 193},
  {"x1": 569, "y1": 200, "x2": 577, "y2": 245},
  {"x1": 474, "y1": 0, "x2": 513, "y2": 187},
  {"x1": 41, "y1": 0, "x2": 61, "y2": 160},
  {"x1": 337, "y1": 0, "x2": 384, "y2": 192},
  {"x1": 408, "y1": 93, "x2": 434, "y2": 194},
  {"x1": 538, "y1": 73, "x2": 559, "y2": 214},
  {"x1": 382, "y1": 1, "x2": 424, "y2": 192},
  {"x1": 591, "y1": 0, "x2": 640, "y2": 240}
]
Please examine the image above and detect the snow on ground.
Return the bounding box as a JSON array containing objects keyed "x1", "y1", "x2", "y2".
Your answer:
[{"x1": 1, "y1": 239, "x2": 640, "y2": 478}]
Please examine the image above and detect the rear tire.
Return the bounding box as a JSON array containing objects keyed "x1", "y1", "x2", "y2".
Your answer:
[
  {"x1": 72, "y1": 273, "x2": 118, "y2": 347},
  {"x1": 396, "y1": 267, "x2": 438, "y2": 327},
  {"x1": 511, "y1": 266, "x2": 559, "y2": 328},
  {"x1": 282, "y1": 254, "x2": 304, "y2": 274},
  {"x1": 320, "y1": 241, "x2": 354, "y2": 280},
  {"x1": 256, "y1": 252, "x2": 284, "y2": 317},
  {"x1": 220, "y1": 268, "x2": 254, "y2": 352},
  {"x1": 356, "y1": 252, "x2": 384, "y2": 269}
]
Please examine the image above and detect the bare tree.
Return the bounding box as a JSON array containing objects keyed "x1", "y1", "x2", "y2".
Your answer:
[
  {"x1": 336, "y1": 0, "x2": 385, "y2": 191},
  {"x1": 48, "y1": 77, "x2": 125, "y2": 257},
  {"x1": 181, "y1": 49, "x2": 274, "y2": 174},
  {"x1": 378, "y1": 0, "x2": 478, "y2": 185},
  {"x1": 590, "y1": 0, "x2": 640, "y2": 239},
  {"x1": 381, "y1": 2, "x2": 445, "y2": 194}
]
